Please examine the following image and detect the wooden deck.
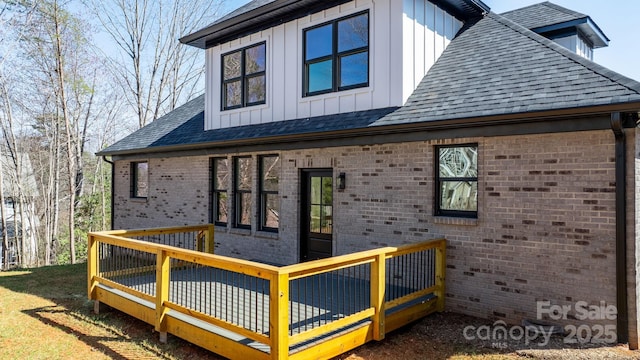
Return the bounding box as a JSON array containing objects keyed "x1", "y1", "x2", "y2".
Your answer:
[{"x1": 88, "y1": 226, "x2": 445, "y2": 360}]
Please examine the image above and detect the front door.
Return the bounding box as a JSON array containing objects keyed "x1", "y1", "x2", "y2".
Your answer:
[{"x1": 301, "y1": 169, "x2": 333, "y2": 261}]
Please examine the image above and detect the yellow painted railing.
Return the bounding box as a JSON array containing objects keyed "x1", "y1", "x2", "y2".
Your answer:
[{"x1": 88, "y1": 226, "x2": 445, "y2": 360}]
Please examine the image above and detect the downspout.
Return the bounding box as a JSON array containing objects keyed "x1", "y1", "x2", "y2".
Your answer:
[
  {"x1": 611, "y1": 112, "x2": 628, "y2": 344},
  {"x1": 102, "y1": 156, "x2": 115, "y2": 230}
]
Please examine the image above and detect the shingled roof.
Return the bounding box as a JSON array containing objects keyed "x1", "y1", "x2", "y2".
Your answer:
[
  {"x1": 371, "y1": 12, "x2": 640, "y2": 127},
  {"x1": 500, "y1": 1, "x2": 586, "y2": 30},
  {"x1": 98, "y1": 96, "x2": 398, "y2": 155},
  {"x1": 100, "y1": 3, "x2": 640, "y2": 156}
]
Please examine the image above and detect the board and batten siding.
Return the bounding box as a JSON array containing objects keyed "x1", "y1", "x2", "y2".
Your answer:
[
  {"x1": 554, "y1": 34, "x2": 593, "y2": 60},
  {"x1": 205, "y1": 0, "x2": 462, "y2": 130}
]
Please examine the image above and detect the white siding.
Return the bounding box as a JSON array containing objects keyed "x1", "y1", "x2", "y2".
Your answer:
[
  {"x1": 402, "y1": 0, "x2": 462, "y2": 104},
  {"x1": 553, "y1": 34, "x2": 593, "y2": 61},
  {"x1": 205, "y1": 0, "x2": 462, "y2": 130}
]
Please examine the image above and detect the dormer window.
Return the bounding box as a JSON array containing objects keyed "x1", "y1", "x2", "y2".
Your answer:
[
  {"x1": 222, "y1": 42, "x2": 266, "y2": 110},
  {"x1": 303, "y1": 11, "x2": 369, "y2": 97}
]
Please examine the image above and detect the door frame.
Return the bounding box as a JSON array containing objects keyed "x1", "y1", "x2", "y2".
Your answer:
[{"x1": 300, "y1": 168, "x2": 334, "y2": 262}]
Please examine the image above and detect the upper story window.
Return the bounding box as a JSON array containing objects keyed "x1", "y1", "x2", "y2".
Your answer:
[
  {"x1": 222, "y1": 42, "x2": 266, "y2": 110},
  {"x1": 130, "y1": 161, "x2": 148, "y2": 198},
  {"x1": 435, "y1": 145, "x2": 478, "y2": 218},
  {"x1": 303, "y1": 11, "x2": 369, "y2": 97}
]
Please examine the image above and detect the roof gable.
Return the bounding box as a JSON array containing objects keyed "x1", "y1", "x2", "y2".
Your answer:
[{"x1": 371, "y1": 12, "x2": 640, "y2": 127}]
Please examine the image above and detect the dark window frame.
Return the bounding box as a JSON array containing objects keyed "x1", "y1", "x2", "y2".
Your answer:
[
  {"x1": 434, "y1": 144, "x2": 478, "y2": 219},
  {"x1": 130, "y1": 161, "x2": 148, "y2": 199},
  {"x1": 259, "y1": 155, "x2": 280, "y2": 232},
  {"x1": 221, "y1": 42, "x2": 267, "y2": 111},
  {"x1": 303, "y1": 11, "x2": 369, "y2": 97},
  {"x1": 210, "y1": 157, "x2": 229, "y2": 226},
  {"x1": 233, "y1": 156, "x2": 253, "y2": 229}
]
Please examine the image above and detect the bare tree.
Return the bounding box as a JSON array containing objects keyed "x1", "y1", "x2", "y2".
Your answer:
[{"x1": 91, "y1": 0, "x2": 225, "y2": 128}]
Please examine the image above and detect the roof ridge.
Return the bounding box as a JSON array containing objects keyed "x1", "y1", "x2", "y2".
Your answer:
[
  {"x1": 499, "y1": 2, "x2": 545, "y2": 16},
  {"x1": 539, "y1": 1, "x2": 587, "y2": 19},
  {"x1": 488, "y1": 12, "x2": 640, "y2": 96}
]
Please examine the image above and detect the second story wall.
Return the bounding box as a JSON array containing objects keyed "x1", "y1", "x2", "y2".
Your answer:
[
  {"x1": 205, "y1": 0, "x2": 462, "y2": 130},
  {"x1": 402, "y1": 0, "x2": 462, "y2": 102}
]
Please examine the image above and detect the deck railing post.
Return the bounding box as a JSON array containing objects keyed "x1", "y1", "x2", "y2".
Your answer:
[
  {"x1": 435, "y1": 241, "x2": 446, "y2": 312},
  {"x1": 88, "y1": 233, "x2": 99, "y2": 307},
  {"x1": 156, "y1": 249, "x2": 170, "y2": 343},
  {"x1": 206, "y1": 224, "x2": 215, "y2": 254},
  {"x1": 270, "y1": 271, "x2": 289, "y2": 359},
  {"x1": 371, "y1": 253, "x2": 386, "y2": 340}
]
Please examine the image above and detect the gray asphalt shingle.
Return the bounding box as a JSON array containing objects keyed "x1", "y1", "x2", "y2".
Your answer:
[
  {"x1": 500, "y1": 1, "x2": 586, "y2": 30},
  {"x1": 371, "y1": 12, "x2": 640, "y2": 127}
]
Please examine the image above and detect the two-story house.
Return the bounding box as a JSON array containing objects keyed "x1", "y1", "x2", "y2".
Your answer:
[{"x1": 98, "y1": 0, "x2": 640, "y2": 348}]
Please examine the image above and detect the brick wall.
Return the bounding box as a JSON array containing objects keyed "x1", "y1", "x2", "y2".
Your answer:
[{"x1": 114, "y1": 128, "x2": 633, "y2": 331}]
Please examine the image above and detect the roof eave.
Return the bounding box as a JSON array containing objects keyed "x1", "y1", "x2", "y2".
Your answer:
[
  {"x1": 97, "y1": 102, "x2": 640, "y2": 157},
  {"x1": 180, "y1": 0, "x2": 490, "y2": 49},
  {"x1": 532, "y1": 17, "x2": 609, "y2": 48}
]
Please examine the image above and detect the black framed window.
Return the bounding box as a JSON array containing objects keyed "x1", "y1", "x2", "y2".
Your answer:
[
  {"x1": 130, "y1": 161, "x2": 148, "y2": 198},
  {"x1": 259, "y1": 155, "x2": 280, "y2": 232},
  {"x1": 233, "y1": 156, "x2": 253, "y2": 228},
  {"x1": 211, "y1": 158, "x2": 229, "y2": 226},
  {"x1": 222, "y1": 42, "x2": 266, "y2": 110},
  {"x1": 435, "y1": 145, "x2": 478, "y2": 218},
  {"x1": 303, "y1": 11, "x2": 369, "y2": 96}
]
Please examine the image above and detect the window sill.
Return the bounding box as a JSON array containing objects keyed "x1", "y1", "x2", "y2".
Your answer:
[
  {"x1": 214, "y1": 225, "x2": 228, "y2": 233},
  {"x1": 129, "y1": 197, "x2": 148, "y2": 203},
  {"x1": 256, "y1": 231, "x2": 279, "y2": 240},
  {"x1": 229, "y1": 228, "x2": 251, "y2": 236},
  {"x1": 433, "y1": 216, "x2": 478, "y2": 226}
]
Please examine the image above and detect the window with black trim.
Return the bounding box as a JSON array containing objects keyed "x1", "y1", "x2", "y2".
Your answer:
[
  {"x1": 436, "y1": 145, "x2": 478, "y2": 218},
  {"x1": 233, "y1": 156, "x2": 253, "y2": 228},
  {"x1": 211, "y1": 158, "x2": 229, "y2": 225},
  {"x1": 130, "y1": 161, "x2": 148, "y2": 198},
  {"x1": 303, "y1": 11, "x2": 369, "y2": 96},
  {"x1": 259, "y1": 155, "x2": 280, "y2": 232},
  {"x1": 222, "y1": 42, "x2": 266, "y2": 110}
]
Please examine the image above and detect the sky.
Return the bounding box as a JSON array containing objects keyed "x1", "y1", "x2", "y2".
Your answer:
[{"x1": 224, "y1": 0, "x2": 640, "y2": 81}]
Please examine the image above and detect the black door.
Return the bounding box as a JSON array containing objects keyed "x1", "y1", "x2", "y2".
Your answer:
[{"x1": 301, "y1": 170, "x2": 333, "y2": 261}]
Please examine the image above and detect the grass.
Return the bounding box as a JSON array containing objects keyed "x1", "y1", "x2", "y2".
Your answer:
[{"x1": 0, "y1": 263, "x2": 222, "y2": 360}]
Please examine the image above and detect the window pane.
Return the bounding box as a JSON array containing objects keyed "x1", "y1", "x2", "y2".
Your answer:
[
  {"x1": 223, "y1": 51, "x2": 242, "y2": 79},
  {"x1": 439, "y1": 146, "x2": 478, "y2": 178},
  {"x1": 214, "y1": 158, "x2": 229, "y2": 190},
  {"x1": 322, "y1": 177, "x2": 332, "y2": 205},
  {"x1": 238, "y1": 192, "x2": 252, "y2": 225},
  {"x1": 340, "y1": 51, "x2": 368, "y2": 87},
  {"x1": 225, "y1": 81, "x2": 242, "y2": 108},
  {"x1": 236, "y1": 157, "x2": 252, "y2": 191},
  {"x1": 261, "y1": 156, "x2": 279, "y2": 192},
  {"x1": 321, "y1": 205, "x2": 333, "y2": 234},
  {"x1": 305, "y1": 24, "x2": 332, "y2": 60},
  {"x1": 310, "y1": 205, "x2": 321, "y2": 233},
  {"x1": 135, "y1": 162, "x2": 148, "y2": 197},
  {"x1": 263, "y1": 193, "x2": 279, "y2": 229},
  {"x1": 217, "y1": 192, "x2": 228, "y2": 223},
  {"x1": 308, "y1": 60, "x2": 332, "y2": 93},
  {"x1": 246, "y1": 75, "x2": 266, "y2": 104},
  {"x1": 245, "y1": 43, "x2": 266, "y2": 74},
  {"x1": 440, "y1": 181, "x2": 478, "y2": 212},
  {"x1": 338, "y1": 14, "x2": 368, "y2": 52},
  {"x1": 311, "y1": 177, "x2": 321, "y2": 204}
]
